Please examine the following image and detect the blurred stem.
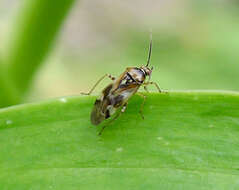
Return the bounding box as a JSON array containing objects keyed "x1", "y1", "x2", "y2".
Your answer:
[
  {"x1": 0, "y1": 63, "x2": 21, "y2": 107},
  {"x1": 4, "y1": 0, "x2": 76, "y2": 95}
]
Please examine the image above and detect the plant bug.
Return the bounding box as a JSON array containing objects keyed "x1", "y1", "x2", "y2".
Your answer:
[{"x1": 82, "y1": 35, "x2": 162, "y2": 135}]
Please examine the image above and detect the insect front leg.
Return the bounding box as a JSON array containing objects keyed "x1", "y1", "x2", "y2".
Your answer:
[
  {"x1": 137, "y1": 92, "x2": 147, "y2": 120},
  {"x1": 143, "y1": 81, "x2": 162, "y2": 93},
  {"x1": 81, "y1": 74, "x2": 115, "y2": 95},
  {"x1": 98, "y1": 103, "x2": 127, "y2": 136}
]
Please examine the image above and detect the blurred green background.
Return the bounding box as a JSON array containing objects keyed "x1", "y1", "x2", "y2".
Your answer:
[{"x1": 0, "y1": 0, "x2": 239, "y2": 107}]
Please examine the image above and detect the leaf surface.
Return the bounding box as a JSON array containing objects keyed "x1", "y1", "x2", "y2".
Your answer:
[{"x1": 0, "y1": 92, "x2": 239, "y2": 189}]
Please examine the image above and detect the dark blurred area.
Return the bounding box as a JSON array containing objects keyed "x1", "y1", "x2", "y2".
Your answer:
[{"x1": 1, "y1": 0, "x2": 239, "y2": 102}]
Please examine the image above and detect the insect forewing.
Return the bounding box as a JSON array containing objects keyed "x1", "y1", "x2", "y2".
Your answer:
[{"x1": 90, "y1": 99, "x2": 105, "y2": 125}]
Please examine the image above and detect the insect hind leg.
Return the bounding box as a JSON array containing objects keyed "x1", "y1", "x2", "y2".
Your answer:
[
  {"x1": 98, "y1": 103, "x2": 127, "y2": 136},
  {"x1": 137, "y1": 93, "x2": 147, "y2": 120},
  {"x1": 81, "y1": 74, "x2": 115, "y2": 95},
  {"x1": 143, "y1": 85, "x2": 149, "y2": 93}
]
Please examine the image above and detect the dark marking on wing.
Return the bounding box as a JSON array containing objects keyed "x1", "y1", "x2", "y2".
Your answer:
[
  {"x1": 102, "y1": 83, "x2": 113, "y2": 97},
  {"x1": 113, "y1": 95, "x2": 124, "y2": 107},
  {"x1": 117, "y1": 83, "x2": 139, "y2": 93},
  {"x1": 126, "y1": 72, "x2": 136, "y2": 83},
  {"x1": 91, "y1": 99, "x2": 105, "y2": 125},
  {"x1": 132, "y1": 68, "x2": 145, "y2": 83},
  {"x1": 105, "y1": 109, "x2": 110, "y2": 119},
  {"x1": 118, "y1": 83, "x2": 128, "y2": 89},
  {"x1": 118, "y1": 73, "x2": 137, "y2": 89},
  {"x1": 91, "y1": 93, "x2": 113, "y2": 125}
]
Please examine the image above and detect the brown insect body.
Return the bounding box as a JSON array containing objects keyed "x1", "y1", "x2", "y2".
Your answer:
[
  {"x1": 91, "y1": 66, "x2": 152, "y2": 125},
  {"x1": 82, "y1": 36, "x2": 162, "y2": 135}
]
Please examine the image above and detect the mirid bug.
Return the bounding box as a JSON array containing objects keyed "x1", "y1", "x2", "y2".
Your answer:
[{"x1": 82, "y1": 36, "x2": 162, "y2": 135}]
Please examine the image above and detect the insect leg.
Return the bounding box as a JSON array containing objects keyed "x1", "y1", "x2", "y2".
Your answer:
[
  {"x1": 98, "y1": 104, "x2": 127, "y2": 136},
  {"x1": 143, "y1": 85, "x2": 149, "y2": 93},
  {"x1": 81, "y1": 74, "x2": 115, "y2": 95},
  {"x1": 143, "y1": 81, "x2": 162, "y2": 93},
  {"x1": 137, "y1": 92, "x2": 147, "y2": 120}
]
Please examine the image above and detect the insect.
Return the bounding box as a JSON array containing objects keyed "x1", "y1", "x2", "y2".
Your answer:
[{"x1": 82, "y1": 36, "x2": 162, "y2": 135}]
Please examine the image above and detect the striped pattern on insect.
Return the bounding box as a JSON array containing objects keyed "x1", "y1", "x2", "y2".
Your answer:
[{"x1": 82, "y1": 36, "x2": 162, "y2": 135}]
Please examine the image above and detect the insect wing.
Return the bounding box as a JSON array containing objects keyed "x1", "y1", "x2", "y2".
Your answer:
[
  {"x1": 90, "y1": 83, "x2": 114, "y2": 125},
  {"x1": 114, "y1": 83, "x2": 140, "y2": 104},
  {"x1": 90, "y1": 99, "x2": 105, "y2": 125},
  {"x1": 90, "y1": 72, "x2": 141, "y2": 126}
]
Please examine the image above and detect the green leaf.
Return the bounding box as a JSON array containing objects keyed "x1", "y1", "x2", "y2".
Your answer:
[
  {"x1": 0, "y1": 92, "x2": 239, "y2": 189},
  {"x1": 4, "y1": 0, "x2": 76, "y2": 95}
]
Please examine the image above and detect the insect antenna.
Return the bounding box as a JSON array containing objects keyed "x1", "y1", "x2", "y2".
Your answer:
[{"x1": 146, "y1": 33, "x2": 152, "y2": 67}]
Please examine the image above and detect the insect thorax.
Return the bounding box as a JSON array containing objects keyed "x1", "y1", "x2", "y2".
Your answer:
[{"x1": 126, "y1": 67, "x2": 146, "y2": 84}]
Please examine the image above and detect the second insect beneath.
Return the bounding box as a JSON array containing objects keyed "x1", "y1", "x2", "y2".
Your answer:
[{"x1": 82, "y1": 36, "x2": 164, "y2": 135}]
